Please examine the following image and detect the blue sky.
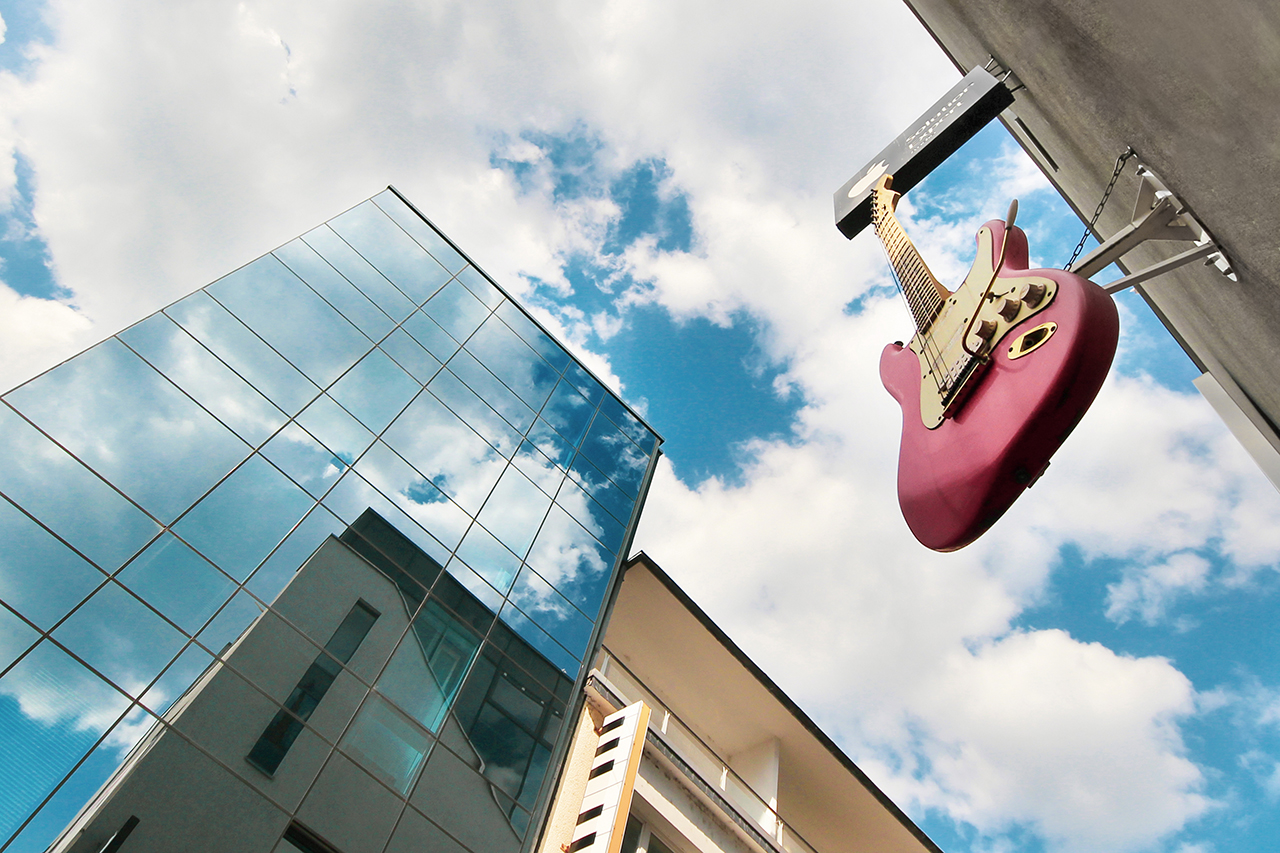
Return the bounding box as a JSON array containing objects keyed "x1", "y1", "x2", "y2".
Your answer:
[{"x1": 1, "y1": 3, "x2": 1278, "y2": 853}]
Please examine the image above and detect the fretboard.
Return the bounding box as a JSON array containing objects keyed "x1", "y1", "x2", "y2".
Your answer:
[{"x1": 870, "y1": 177, "x2": 948, "y2": 333}]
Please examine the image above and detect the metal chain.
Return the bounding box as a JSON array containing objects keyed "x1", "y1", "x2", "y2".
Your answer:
[{"x1": 1064, "y1": 146, "x2": 1135, "y2": 270}]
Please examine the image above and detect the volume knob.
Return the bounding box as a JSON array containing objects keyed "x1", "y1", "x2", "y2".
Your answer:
[
  {"x1": 1017, "y1": 282, "x2": 1047, "y2": 307},
  {"x1": 997, "y1": 297, "x2": 1022, "y2": 321}
]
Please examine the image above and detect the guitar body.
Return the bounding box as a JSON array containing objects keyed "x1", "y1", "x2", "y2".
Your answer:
[{"x1": 880, "y1": 220, "x2": 1119, "y2": 551}]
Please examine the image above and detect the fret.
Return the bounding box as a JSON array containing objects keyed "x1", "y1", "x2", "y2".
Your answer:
[{"x1": 870, "y1": 176, "x2": 947, "y2": 333}]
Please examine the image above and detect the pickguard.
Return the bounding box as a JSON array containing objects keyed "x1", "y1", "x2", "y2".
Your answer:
[{"x1": 909, "y1": 225, "x2": 1058, "y2": 428}]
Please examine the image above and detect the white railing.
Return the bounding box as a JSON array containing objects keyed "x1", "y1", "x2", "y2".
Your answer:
[{"x1": 595, "y1": 649, "x2": 820, "y2": 853}]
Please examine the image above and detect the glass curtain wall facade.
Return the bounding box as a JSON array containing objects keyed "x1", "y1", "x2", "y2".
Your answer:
[{"x1": 0, "y1": 189, "x2": 660, "y2": 853}]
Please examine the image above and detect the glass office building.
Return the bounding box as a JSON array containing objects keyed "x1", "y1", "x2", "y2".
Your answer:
[{"x1": 0, "y1": 189, "x2": 661, "y2": 853}]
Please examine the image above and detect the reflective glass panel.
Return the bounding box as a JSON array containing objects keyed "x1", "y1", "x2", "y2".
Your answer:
[
  {"x1": 247, "y1": 504, "x2": 346, "y2": 604},
  {"x1": 0, "y1": 405, "x2": 159, "y2": 572},
  {"x1": 52, "y1": 581, "x2": 186, "y2": 693},
  {"x1": 524, "y1": 505, "x2": 615, "y2": 618},
  {"x1": 353, "y1": 442, "x2": 471, "y2": 551},
  {"x1": 497, "y1": 603, "x2": 578, "y2": 675},
  {"x1": 195, "y1": 588, "x2": 266, "y2": 659},
  {"x1": 560, "y1": 361, "x2": 605, "y2": 407},
  {"x1": 476, "y1": 467, "x2": 552, "y2": 560},
  {"x1": 523, "y1": 419, "x2": 575, "y2": 470},
  {"x1": 261, "y1": 422, "x2": 347, "y2": 499},
  {"x1": 373, "y1": 190, "x2": 466, "y2": 274},
  {"x1": 302, "y1": 225, "x2": 416, "y2": 321},
  {"x1": 453, "y1": 524, "x2": 521, "y2": 595},
  {"x1": 0, "y1": 498, "x2": 106, "y2": 630},
  {"x1": 274, "y1": 238, "x2": 395, "y2": 341},
  {"x1": 328, "y1": 202, "x2": 453, "y2": 305},
  {"x1": 507, "y1": 566, "x2": 594, "y2": 662},
  {"x1": 119, "y1": 312, "x2": 287, "y2": 446},
  {"x1": 578, "y1": 414, "x2": 649, "y2": 499},
  {"x1": 426, "y1": 370, "x2": 521, "y2": 457},
  {"x1": 295, "y1": 394, "x2": 377, "y2": 466},
  {"x1": 382, "y1": 391, "x2": 506, "y2": 515},
  {"x1": 2, "y1": 704, "x2": 150, "y2": 853},
  {"x1": 340, "y1": 694, "x2": 433, "y2": 794},
  {"x1": 322, "y1": 471, "x2": 452, "y2": 568},
  {"x1": 327, "y1": 349, "x2": 421, "y2": 435},
  {"x1": 511, "y1": 440, "x2": 565, "y2": 499},
  {"x1": 6, "y1": 338, "x2": 251, "y2": 524},
  {"x1": 379, "y1": 328, "x2": 441, "y2": 385},
  {"x1": 495, "y1": 301, "x2": 572, "y2": 374},
  {"x1": 538, "y1": 378, "x2": 595, "y2": 447},
  {"x1": 376, "y1": 598, "x2": 481, "y2": 733},
  {"x1": 208, "y1": 254, "x2": 373, "y2": 390},
  {"x1": 553, "y1": 476, "x2": 625, "y2": 554},
  {"x1": 446, "y1": 349, "x2": 535, "y2": 434},
  {"x1": 173, "y1": 455, "x2": 317, "y2": 581},
  {"x1": 0, "y1": 606, "x2": 39, "y2": 674},
  {"x1": 141, "y1": 641, "x2": 214, "y2": 715},
  {"x1": 566, "y1": 453, "x2": 636, "y2": 526},
  {"x1": 117, "y1": 534, "x2": 235, "y2": 636},
  {"x1": 422, "y1": 280, "x2": 489, "y2": 344},
  {"x1": 453, "y1": 266, "x2": 503, "y2": 309},
  {"x1": 0, "y1": 642, "x2": 131, "y2": 846},
  {"x1": 443, "y1": 558, "x2": 504, "y2": 613},
  {"x1": 599, "y1": 393, "x2": 659, "y2": 453},
  {"x1": 167, "y1": 290, "x2": 319, "y2": 416},
  {"x1": 464, "y1": 316, "x2": 559, "y2": 412},
  {"x1": 402, "y1": 310, "x2": 461, "y2": 363}
]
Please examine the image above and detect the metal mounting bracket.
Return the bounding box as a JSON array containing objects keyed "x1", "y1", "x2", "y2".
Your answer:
[{"x1": 1069, "y1": 163, "x2": 1234, "y2": 294}]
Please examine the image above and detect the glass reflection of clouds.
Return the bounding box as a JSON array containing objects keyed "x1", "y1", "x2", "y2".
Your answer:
[{"x1": 0, "y1": 189, "x2": 660, "y2": 853}]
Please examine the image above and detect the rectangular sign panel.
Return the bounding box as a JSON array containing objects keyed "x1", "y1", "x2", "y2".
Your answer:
[{"x1": 834, "y1": 66, "x2": 1014, "y2": 238}]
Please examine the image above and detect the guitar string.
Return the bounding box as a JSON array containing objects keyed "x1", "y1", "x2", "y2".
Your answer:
[{"x1": 872, "y1": 196, "x2": 948, "y2": 396}]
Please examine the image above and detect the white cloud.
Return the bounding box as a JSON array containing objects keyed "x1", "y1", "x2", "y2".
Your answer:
[
  {"x1": 0, "y1": 280, "x2": 93, "y2": 393},
  {"x1": 1106, "y1": 552, "x2": 1211, "y2": 625}
]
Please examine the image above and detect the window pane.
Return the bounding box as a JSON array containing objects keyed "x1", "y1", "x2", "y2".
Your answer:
[
  {"x1": 402, "y1": 310, "x2": 461, "y2": 363},
  {"x1": 578, "y1": 414, "x2": 649, "y2": 499},
  {"x1": 0, "y1": 642, "x2": 131, "y2": 846},
  {"x1": 508, "y1": 567, "x2": 594, "y2": 663},
  {"x1": 295, "y1": 394, "x2": 377, "y2": 467},
  {"x1": 511, "y1": 440, "x2": 565, "y2": 499},
  {"x1": 539, "y1": 378, "x2": 596, "y2": 447},
  {"x1": 340, "y1": 694, "x2": 433, "y2": 794},
  {"x1": 302, "y1": 225, "x2": 416, "y2": 321},
  {"x1": 173, "y1": 455, "x2": 317, "y2": 581},
  {"x1": 524, "y1": 419, "x2": 576, "y2": 470},
  {"x1": 354, "y1": 442, "x2": 471, "y2": 551},
  {"x1": 6, "y1": 338, "x2": 251, "y2": 524},
  {"x1": 117, "y1": 533, "x2": 236, "y2": 636},
  {"x1": 443, "y1": 558, "x2": 505, "y2": 613},
  {"x1": 141, "y1": 641, "x2": 214, "y2": 715},
  {"x1": 379, "y1": 329, "x2": 441, "y2": 386},
  {"x1": 52, "y1": 581, "x2": 186, "y2": 694},
  {"x1": 453, "y1": 266, "x2": 503, "y2": 309},
  {"x1": 560, "y1": 361, "x2": 605, "y2": 407},
  {"x1": 454, "y1": 524, "x2": 521, "y2": 595},
  {"x1": 422, "y1": 280, "x2": 489, "y2": 344},
  {"x1": 196, "y1": 588, "x2": 266, "y2": 659},
  {"x1": 208, "y1": 254, "x2": 373, "y2": 389},
  {"x1": 446, "y1": 348, "x2": 535, "y2": 434},
  {"x1": 167, "y1": 290, "x2": 319, "y2": 416},
  {"x1": 247, "y1": 504, "x2": 346, "y2": 604},
  {"x1": 0, "y1": 406, "x2": 159, "y2": 573},
  {"x1": 554, "y1": 476, "x2": 625, "y2": 555},
  {"x1": 329, "y1": 201, "x2": 453, "y2": 305},
  {"x1": 465, "y1": 316, "x2": 559, "y2": 413},
  {"x1": 0, "y1": 498, "x2": 106, "y2": 630},
  {"x1": 498, "y1": 603, "x2": 579, "y2": 676},
  {"x1": 495, "y1": 301, "x2": 571, "y2": 374},
  {"x1": 567, "y1": 452, "x2": 637, "y2": 526},
  {"x1": 377, "y1": 598, "x2": 481, "y2": 733},
  {"x1": 261, "y1": 422, "x2": 348, "y2": 499},
  {"x1": 476, "y1": 467, "x2": 552, "y2": 560},
  {"x1": 525, "y1": 505, "x2": 616, "y2": 618},
  {"x1": 427, "y1": 370, "x2": 521, "y2": 457},
  {"x1": 322, "y1": 470, "x2": 452, "y2": 569},
  {"x1": 274, "y1": 238, "x2": 395, "y2": 341},
  {"x1": 327, "y1": 349, "x2": 421, "y2": 435},
  {"x1": 0, "y1": 606, "x2": 39, "y2": 674},
  {"x1": 382, "y1": 383, "x2": 507, "y2": 515},
  {"x1": 598, "y1": 394, "x2": 659, "y2": 453},
  {"x1": 373, "y1": 190, "x2": 466, "y2": 274},
  {"x1": 119, "y1": 311, "x2": 287, "y2": 446}
]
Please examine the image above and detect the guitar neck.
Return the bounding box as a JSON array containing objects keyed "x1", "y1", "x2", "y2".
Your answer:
[{"x1": 870, "y1": 178, "x2": 948, "y2": 332}]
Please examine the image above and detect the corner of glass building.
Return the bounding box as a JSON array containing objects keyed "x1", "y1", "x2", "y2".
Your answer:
[{"x1": 0, "y1": 188, "x2": 661, "y2": 853}]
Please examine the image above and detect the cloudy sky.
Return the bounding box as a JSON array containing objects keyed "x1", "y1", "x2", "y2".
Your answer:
[{"x1": 2, "y1": 2, "x2": 1279, "y2": 852}]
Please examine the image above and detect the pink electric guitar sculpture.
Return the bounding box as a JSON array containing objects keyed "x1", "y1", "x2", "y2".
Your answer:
[{"x1": 872, "y1": 175, "x2": 1119, "y2": 551}]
